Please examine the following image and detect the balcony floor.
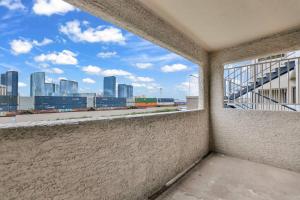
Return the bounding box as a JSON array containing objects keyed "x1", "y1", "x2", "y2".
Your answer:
[{"x1": 157, "y1": 154, "x2": 300, "y2": 200}]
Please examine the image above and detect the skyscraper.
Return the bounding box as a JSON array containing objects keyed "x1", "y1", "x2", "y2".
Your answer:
[
  {"x1": 54, "y1": 84, "x2": 60, "y2": 96},
  {"x1": 60, "y1": 80, "x2": 78, "y2": 96},
  {"x1": 30, "y1": 72, "x2": 45, "y2": 96},
  {"x1": 118, "y1": 84, "x2": 127, "y2": 98},
  {"x1": 45, "y1": 83, "x2": 55, "y2": 96},
  {"x1": 118, "y1": 84, "x2": 133, "y2": 98},
  {"x1": 127, "y1": 85, "x2": 133, "y2": 98},
  {"x1": 103, "y1": 76, "x2": 116, "y2": 97},
  {"x1": 1, "y1": 73, "x2": 6, "y2": 85},
  {"x1": 1, "y1": 71, "x2": 19, "y2": 96}
]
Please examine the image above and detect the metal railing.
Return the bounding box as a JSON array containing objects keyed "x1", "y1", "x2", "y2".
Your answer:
[{"x1": 224, "y1": 56, "x2": 300, "y2": 112}]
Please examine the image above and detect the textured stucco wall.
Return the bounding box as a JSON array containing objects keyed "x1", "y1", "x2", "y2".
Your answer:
[
  {"x1": 210, "y1": 28, "x2": 300, "y2": 172},
  {"x1": 0, "y1": 111, "x2": 209, "y2": 200}
]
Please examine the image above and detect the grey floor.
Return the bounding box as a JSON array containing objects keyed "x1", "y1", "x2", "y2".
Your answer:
[{"x1": 157, "y1": 154, "x2": 300, "y2": 200}]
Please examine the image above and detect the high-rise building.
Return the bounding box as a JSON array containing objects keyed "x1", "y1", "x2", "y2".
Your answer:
[
  {"x1": 103, "y1": 76, "x2": 116, "y2": 97},
  {"x1": 45, "y1": 83, "x2": 56, "y2": 96},
  {"x1": 2, "y1": 71, "x2": 18, "y2": 96},
  {"x1": 118, "y1": 84, "x2": 133, "y2": 98},
  {"x1": 54, "y1": 84, "x2": 60, "y2": 96},
  {"x1": 30, "y1": 72, "x2": 45, "y2": 96},
  {"x1": 127, "y1": 85, "x2": 133, "y2": 98},
  {"x1": 60, "y1": 80, "x2": 78, "y2": 96},
  {"x1": 1, "y1": 73, "x2": 6, "y2": 85},
  {"x1": 118, "y1": 84, "x2": 127, "y2": 98}
]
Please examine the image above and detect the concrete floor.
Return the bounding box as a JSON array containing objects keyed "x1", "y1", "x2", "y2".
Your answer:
[{"x1": 157, "y1": 154, "x2": 300, "y2": 200}]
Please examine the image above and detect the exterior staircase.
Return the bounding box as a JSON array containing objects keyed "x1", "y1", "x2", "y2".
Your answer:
[{"x1": 224, "y1": 60, "x2": 297, "y2": 111}]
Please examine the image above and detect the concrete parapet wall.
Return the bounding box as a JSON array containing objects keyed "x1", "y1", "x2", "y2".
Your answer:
[{"x1": 0, "y1": 110, "x2": 209, "y2": 200}]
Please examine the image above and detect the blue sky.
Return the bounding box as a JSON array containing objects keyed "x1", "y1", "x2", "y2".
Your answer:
[{"x1": 0, "y1": 0, "x2": 199, "y2": 99}]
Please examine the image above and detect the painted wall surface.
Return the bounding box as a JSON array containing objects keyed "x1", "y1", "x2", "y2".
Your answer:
[
  {"x1": 210, "y1": 28, "x2": 300, "y2": 172},
  {"x1": 0, "y1": 110, "x2": 209, "y2": 200}
]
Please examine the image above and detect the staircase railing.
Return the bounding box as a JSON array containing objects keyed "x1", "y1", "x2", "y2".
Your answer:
[
  {"x1": 224, "y1": 56, "x2": 299, "y2": 112},
  {"x1": 252, "y1": 91, "x2": 297, "y2": 111}
]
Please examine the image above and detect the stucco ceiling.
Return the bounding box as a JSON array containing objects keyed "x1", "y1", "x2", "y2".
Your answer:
[{"x1": 138, "y1": 0, "x2": 300, "y2": 51}]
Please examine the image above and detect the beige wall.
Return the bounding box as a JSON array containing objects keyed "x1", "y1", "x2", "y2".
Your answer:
[
  {"x1": 210, "y1": 28, "x2": 300, "y2": 172},
  {"x1": 0, "y1": 111, "x2": 209, "y2": 200}
]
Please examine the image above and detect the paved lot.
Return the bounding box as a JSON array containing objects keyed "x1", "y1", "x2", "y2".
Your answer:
[{"x1": 0, "y1": 106, "x2": 178, "y2": 124}]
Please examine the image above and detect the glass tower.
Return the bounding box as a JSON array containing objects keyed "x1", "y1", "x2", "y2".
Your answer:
[
  {"x1": 45, "y1": 83, "x2": 55, "y2": 96},
  {"x1": 118, "y1": 84, "x2": 127, "y2": 98},
  {"x1": 2, "y1": 71, "x2": 18, "y2": 96},
  {"x1": 54, "y1": 84, "x2": 60, "y2": 96},
  {"x1": 118, "y1": 84, "x2": 133, "y2": 98},
  {"x1": 1, "y1": 73, "x2": 6, "y2": 86},
  {"x1": 60, "y1": 80, "x2": 78, "y2": 96},
  {"x1": 103, "y1": 76, "x2": 116, "y2": 97},
  {"x1": 127, "y1": 85, "x2": 133, "y2": 98},
  {"x1": 30, "y1": 72, "x2": 45, "y2": 96}
]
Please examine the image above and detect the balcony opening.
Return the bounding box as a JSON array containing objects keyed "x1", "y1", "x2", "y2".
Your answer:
[
  {"x1": 224, "y1": 51, "x2": 300, "y2": 112},
  {"x1": 0, "y1": 0, "x2": 203, "y2": 124}
]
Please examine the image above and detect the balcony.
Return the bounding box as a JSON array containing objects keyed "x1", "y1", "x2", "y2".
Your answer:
[{"x1": 1, "y1": 0, "x2": 300, "y2": 200}]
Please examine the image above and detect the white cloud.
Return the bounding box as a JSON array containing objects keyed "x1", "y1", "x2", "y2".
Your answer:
[
  {"x1": 128, "y1": 75, "x2": 154, "y2": 82},
  {"x1": 18, "y1": 82, "x2": 27, "y2": 87},
  {"x1": 82, "y1": 78, "x2": 95, "y2": 84},
  {"x1": 132, "y1": 82, "x2": 159, "y2": 90},
  {"x1": 10, "y1": 39, "x2": 32, "y2": 55},
  {"x1": 177, "y1": 77, "x2": 199, "y2": 96},
  {"x1": 34, "y1": 50, "x2": 78, "y2": 65},
  {"x1": 59, "y1": 20, "x2": 125, "y2": 44},
  {"x1": 97, "y1": 51, "x2": 117, "y2": 58},
  {"x1": 101, "y1": 69, "x2": 131, "y2": 76},
  {"x1": 161, "y1": 64, "x2": 188, "y2": 73},
  {"x1": 33, "y1": 0, "x2": 76, "y2": 16},
  {"x1": 82, "y1": 65, "x2": 102, "y2": 75},
  {"x1": 81, "y1": 65, "x2": 131, "y2": 77},
  {"x1": 32, "y1": 38, "x2": 53, "y2": 46},
  {"x1": 0, "y1": 0, "x2": 25, "y2": 10},
  {"x1": 45, "y1": 67, "x2": 64, "y2": 74},
  {"x1": 136, "y1": 63, "x2": 153, "y2": 69},
  {"x1": 10, "y1": 38, "x2": 53, "y2": 55},
  {"x1": 125, "y1": 53, "x2": 182, "y2": 64}
]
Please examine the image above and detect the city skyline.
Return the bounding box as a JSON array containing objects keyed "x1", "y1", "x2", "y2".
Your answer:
[
  {"x1": 1, "y1": 69, "x2": 136, "y2": 97},
  {"x1": 0, "y1": 0, "x2": 199, "y2": 100}
]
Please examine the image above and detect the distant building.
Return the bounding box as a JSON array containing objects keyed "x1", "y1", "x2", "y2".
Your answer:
[
  {"x1": 103, "y1": 76, "x2": 116, "y2": 97},
  {"x1": 1, "y1": 71, "x2": 18, "y2": 96},
  {"x1": 1, "y1": 73, "x2": 6, "y2": 85},
  {"x1": 54, "y1": 84, "x2": 60, "y2": 96},
  {"x1": 30, "y1": 72, "x2": 45, "y2": 96},
  {"x1": 118, "y1": 84, "x2": 133, "y2": 98},
  {"x1": 60, "y1": 80, "x2": 78, "y2": 96},
  {"x1": 118, "y1": 84, "x2": 127, "y2": 98},
  {"x1": 127, "y1": 85, "x2": 133, "y2": 98},
  {"x1": 0, "y1": 84, "x2": 6, "y2": 96},
  {"x1": 45, "y1": 83, "x2": 56, "y2": 96}
]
